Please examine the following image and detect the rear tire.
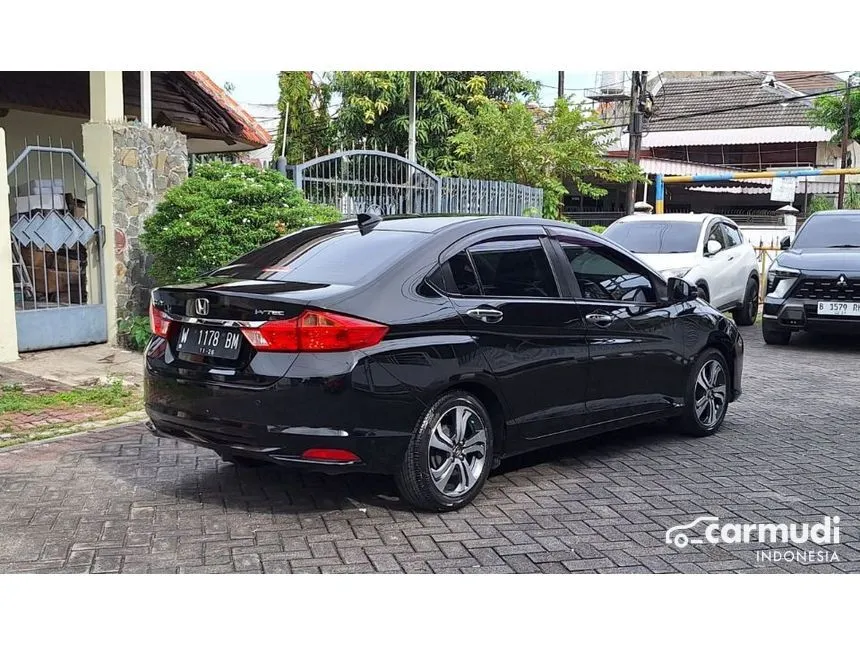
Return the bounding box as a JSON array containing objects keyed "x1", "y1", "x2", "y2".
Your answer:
[
  {"x1": 395, "y1": 390, "x2": 493, "y2": 512},
  {"x1": 732, "y1": 278, "x2": 759, "y2": 326},
  {"x1": 763, "y1": 327, "x2": 792, "y2": 345},
  {"x1": 677, "y1": 348, "x2": 730, "y2": 437}
]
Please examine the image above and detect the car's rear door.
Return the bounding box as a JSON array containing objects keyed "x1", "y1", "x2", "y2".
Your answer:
[
  {"x1": 437, "y1": 227, "x2": 590, "y2": 443},
  {"x1": 547, "y1": 228, "x2": 687, "y2": 426}
]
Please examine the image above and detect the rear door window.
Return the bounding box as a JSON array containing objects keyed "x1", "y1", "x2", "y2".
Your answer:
[
  {"x1": 210, "y1": 227, "x2": 426, "y2": 285},
  {"x1": 441, "y1": 238, "x2": 559, "y2": 298}
]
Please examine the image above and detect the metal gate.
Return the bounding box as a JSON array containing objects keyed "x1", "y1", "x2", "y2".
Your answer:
[
  {"x1": 293, "y1": 150, "x2": 442, "y2": 218},
  {"x1": 7, "y1": 145, "x2": 107, "y2": 352}
]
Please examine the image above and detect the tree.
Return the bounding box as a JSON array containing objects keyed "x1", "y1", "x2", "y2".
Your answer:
[
  {"x1": 808, "y1": 77, "x2": 860, "y2": 146},
  {"x1": 329, "y1": 71, "x2": 539, "y2": 174},
  {"x1": 273, "y1": 72, "x2": 335, "y2": 165},
  {"x1": 450, "y1": 97, "x2": 643, "y2": 218},
  {"x1": 141, "y1": 162, "x2": 340, "y2": 285}
]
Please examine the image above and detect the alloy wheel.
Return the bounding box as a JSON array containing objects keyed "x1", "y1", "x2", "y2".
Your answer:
[
  {"x1": 749, "y1": 285, "x2": 759, "y2": 321},
  {"x1": 694, "y1": 359, "x2": 727, "y2": 428},
  {"x1": 427, "y1": 405, "x2": 488, "y2": 498}
]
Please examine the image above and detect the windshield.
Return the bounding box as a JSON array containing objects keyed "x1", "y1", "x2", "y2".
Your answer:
[
  {"x1": 792, "y1": 214, "x2": 860, "y2": 249},
  {"x1": 603, "y1": 220, "x2": 701, "y2": 254},
  {"x1": 210, "y1": 227, "x2": 426, "y2": 284}
]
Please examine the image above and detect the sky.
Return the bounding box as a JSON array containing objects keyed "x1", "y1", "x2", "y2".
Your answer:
[{"x1": 206, "y1": 70, "x2": 600, "y2": 108}]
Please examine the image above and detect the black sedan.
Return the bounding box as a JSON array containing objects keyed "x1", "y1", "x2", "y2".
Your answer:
[
  {"x1": 144, "y1": 214, "x2": 744, "y2": 511},
  {"x1": 763, "y1": 209, "x2": 860, "y2": 344}
]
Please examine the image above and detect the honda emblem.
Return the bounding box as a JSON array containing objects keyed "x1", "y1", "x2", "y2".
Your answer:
[
  {"x1": 838, "y1": 275, "x2": 848, "y2": 288},
  {"x1": 194, "y1": 298, "x2": 210, "y2": 316}
]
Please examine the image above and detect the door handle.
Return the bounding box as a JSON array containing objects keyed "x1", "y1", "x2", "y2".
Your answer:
[
  {"x1": 585, "y1": 312, "x2": 613, "y2": 327},
  {"x1": 727, "y1": 255, "x2": 735, "y2": 261},
  {"x1": 467, "y1": 307, "x2": 504, "y2": 324}
]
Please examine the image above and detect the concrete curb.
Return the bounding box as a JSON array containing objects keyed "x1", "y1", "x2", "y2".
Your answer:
[{"x1": 0, "y1": 409, "x2": 148, "y2": 452}]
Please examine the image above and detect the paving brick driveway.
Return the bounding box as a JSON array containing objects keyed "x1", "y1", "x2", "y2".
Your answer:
[{"x1": 2, "y1": 327, "x2": 859, "y2": 574}]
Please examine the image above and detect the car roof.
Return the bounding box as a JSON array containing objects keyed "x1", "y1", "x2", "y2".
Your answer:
[
  {"x1": 330, "y1": 214, "x2": 589, "y2": 235},
  {"x1": 610, "y1": 213, "x2": 719, "y2": 224},
  {"x1": 807, "y1": 210, "x2": 860, "y2": 217}
]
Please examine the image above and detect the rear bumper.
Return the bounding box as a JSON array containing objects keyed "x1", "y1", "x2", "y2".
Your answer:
[
  {"x1": 145, "y1": 409, "x2": 410, "y2": 474},
  {"x1": 144, "y1": 352, "x2": 424, "y2": 475}
]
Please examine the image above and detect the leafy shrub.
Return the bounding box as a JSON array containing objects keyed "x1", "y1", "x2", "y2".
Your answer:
[
  {"x1": 141, "y1": 163, "x2": 341, "y2": 285},
  {"x1": 589, "y1": 224, "x2": 607, "y2": 234},
  {"x1": 118, "y1": 315, "x2": 151, "y2": 352}
]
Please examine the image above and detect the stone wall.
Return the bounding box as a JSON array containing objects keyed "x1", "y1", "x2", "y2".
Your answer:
[{"x1": 111, "y1": 123, "x2": 187, "y2": 318}]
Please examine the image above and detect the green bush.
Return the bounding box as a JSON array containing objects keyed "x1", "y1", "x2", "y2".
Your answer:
[
  {"x1": 117, "y1": 314, "x2": 151, "y2": 352},
  {"x1": 589, "y1": 224, "x2": 607, "y2": 234},
  {"x1": 141, "y1": 162, "x2": 341, "y2": 285}
]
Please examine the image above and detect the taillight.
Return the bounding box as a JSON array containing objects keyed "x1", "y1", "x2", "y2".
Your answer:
[
  {"x1": 301, "y1": 448, "x2": 360, "y2": 463},
  {"x1": 241, "y1": 310, "x2": 388, "y2": 352},
  {"x1": 149, "y1": 302, "x2": 173, "y2": 338}
]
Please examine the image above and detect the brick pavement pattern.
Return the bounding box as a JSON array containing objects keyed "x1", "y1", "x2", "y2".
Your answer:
[{"x1": 1, "y1": 327, "x2": 859, "y2": 574}]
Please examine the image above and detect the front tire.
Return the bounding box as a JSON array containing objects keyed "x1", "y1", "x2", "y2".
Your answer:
[
  {"x1": 677, "y1": 348, "x2": 730, "y2": 437},
  {"x1": 732, "y1": 278, "x2": 759, "y2": 326},
  {"x1": 395, "y1": 390, "x2": 493, "y2": 512}
]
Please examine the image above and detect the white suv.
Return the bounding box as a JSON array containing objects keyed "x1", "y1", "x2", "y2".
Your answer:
[{"x1": 603, "y1": 213, "x2": 760, "y2": 325}]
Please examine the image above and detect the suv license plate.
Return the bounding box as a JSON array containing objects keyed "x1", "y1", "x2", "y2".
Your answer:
[{"x1": 817, "y1": 301, "x2": 860, "y2": 317}]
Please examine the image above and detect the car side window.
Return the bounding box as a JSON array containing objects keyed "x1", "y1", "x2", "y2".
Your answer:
[
  {"x1": 447, "y1": 251, "x2": 481, "y2": 296},
  {"x1": 466, "y1": 239, "x2": 559, "y2": 298},
  {"x1": 441, "y1": 239, "x2": 560, "y2": 298},
  {"x1": 721, "y1": 223, "x2": 743, "y2": 248},
  {"x1": 705, "y1": 223, "x2": 727, "y2": 253},
  {"x1": 560, "y1": 241, "x2": 657, "y2": 303}
]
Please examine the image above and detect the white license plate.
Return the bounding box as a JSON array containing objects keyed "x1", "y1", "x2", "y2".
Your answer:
[{"x1": 817, "y1": 301, "x2": 860, "y2": 316}]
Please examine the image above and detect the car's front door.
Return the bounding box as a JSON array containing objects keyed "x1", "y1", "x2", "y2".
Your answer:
[
  {"x1": 439, "y1": 230, "x2": 590, "y2": 443},
  {"x1": 548, "y1": 229, "x2": 688, "y2": 426},
  {"x1": 702, "y1": 219, "x2": 734, "y2": 309},
  {"x1": 719, "y1": 221, "x2": 750, "y2": 304}
]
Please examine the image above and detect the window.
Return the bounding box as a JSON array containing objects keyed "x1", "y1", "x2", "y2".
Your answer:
[
  {"x1": 447, "y1": 251, "x2": 481, "y2": 296},
  {"x1": 705, "y1": 223, "x2": 727, "y2": 253},
  {"x1": 603, "y1": 220, "x2": 702, "y2": 254},
  {"x1": 562, "y1": 243, "x2": 657, "y2": 303},
  {"x1": 211, "y1": 228, "x2": 425, "y2": 285},
  {"x1": 721, "y1": 223, "x2": 743, "y2": 248},
  {"x1": 457, "y1": 239, "x2": 559, "y2": 298}
]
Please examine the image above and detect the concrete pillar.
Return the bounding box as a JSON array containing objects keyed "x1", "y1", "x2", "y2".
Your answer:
[
  {"x1": 89, "y1": 71, "x2": 125, "y2": 123},
  {"x1": 0, "y1": 128, "x2": 20, "y2": 361},
  {"x1": 83, "y1": 71, "x2": 123, "y2": 345}
]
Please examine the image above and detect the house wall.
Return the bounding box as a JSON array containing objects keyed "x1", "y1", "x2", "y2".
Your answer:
[{"x1": 111, "y1": 123, "x2": 188, "y2": 321}]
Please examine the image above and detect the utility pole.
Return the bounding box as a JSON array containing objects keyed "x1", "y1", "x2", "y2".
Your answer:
[
  {"x1": 838, "y1": 73, "x2": 856, "y2": 209},
  {"x1": 626, "y1": 71, "x2": 647, "y2": 216},
  {"x1": 558, "y1": 71, "x2": 565, "y2": 99},
  {"x1": 408, "y1": 71, "x2": 417, "y2": 163}
]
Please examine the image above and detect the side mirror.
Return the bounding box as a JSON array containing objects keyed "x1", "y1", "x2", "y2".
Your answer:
[
  {"x1": 706, "y1": 239, "x2": 723, "y2": 256},
  {"x1": 667, "y1": 277, "x2": 697, "y2": 304},
  {"x1": 780, "y1": 236, "x2": 791, "y2": 250}
]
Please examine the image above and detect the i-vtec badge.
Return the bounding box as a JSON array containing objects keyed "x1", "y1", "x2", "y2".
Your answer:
[
  {"x1": 194, "y1": 298, "x2": 209, "y2": 316},
  {"x1": 254, "y1": 309, "x2": 285, "y2": 316}
]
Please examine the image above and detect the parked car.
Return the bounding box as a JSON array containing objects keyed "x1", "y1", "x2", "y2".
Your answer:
[
  {"x1": 603, "y1": 213, "x2": 760, "y2": 325},
  {"x1": 144, "y1": 215, "x2": 744, "y2": 511},
  {"x1": 762, "y1": 209, "x2": 860, "y2": 345}
]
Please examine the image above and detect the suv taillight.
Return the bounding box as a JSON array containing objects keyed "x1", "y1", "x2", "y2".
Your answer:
[
  {"x1": 241, "y1": 310, "x2": 388, "y2": 352},
  {"x1": 149, "y1": 302, "x2": 173, "y2": 338}
]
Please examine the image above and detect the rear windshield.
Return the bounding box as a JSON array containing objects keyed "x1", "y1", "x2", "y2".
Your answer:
[
  {"x1": 792, "y1": 214, "x2": 860, "y2": 249},
  {"x1": 603, "y1": 220, "x2": 701, "y2": 254},
  {"x1": 210, "y1": 227, "x2": 426, "y2": 284}
]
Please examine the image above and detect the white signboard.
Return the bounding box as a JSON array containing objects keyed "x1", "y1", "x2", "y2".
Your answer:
[{"x1": 770, "y1": 177, "x2": 797, "y2": 202}]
